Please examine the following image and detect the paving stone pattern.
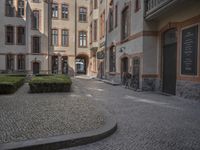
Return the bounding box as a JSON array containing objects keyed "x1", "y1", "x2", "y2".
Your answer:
[
  {"x1": 65, "y1": 79, "x2": 200, "y2": 150},
  {"x1": 0, "y1": 83, "x2": 105, "y2": 144}
]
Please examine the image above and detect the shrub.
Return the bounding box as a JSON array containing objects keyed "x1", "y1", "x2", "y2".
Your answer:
[
  {"x1": 29, "y1": 75, "x2": 72, "y2": 93},
  {"x1": 0, "y1": 75, "x2": 25, "y2": 94}
]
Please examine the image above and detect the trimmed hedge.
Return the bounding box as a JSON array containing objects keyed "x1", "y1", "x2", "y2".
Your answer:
[
  {"x1": 29, "y1": 75, "x2": 72, "y2": 93},
  {"x1": 0, "y1": 75, "x2": 25, "y2": 94}
]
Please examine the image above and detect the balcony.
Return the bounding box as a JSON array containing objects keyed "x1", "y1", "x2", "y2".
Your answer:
[{"x1": 145, "y1": 0, "x2": 179, "y2": 20}]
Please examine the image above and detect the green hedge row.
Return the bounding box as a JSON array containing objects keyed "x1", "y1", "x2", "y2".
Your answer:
[
  {"x1": 0, "y1": 75, "x2": 25, "y2": 94},
  {"x1": 29, "y1": 75, "x2": 72, "y2": 93}
]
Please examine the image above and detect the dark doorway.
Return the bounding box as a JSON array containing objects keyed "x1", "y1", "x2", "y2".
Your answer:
[
  {"x1": 62, "y1": 56, "x2": 68, "y2": 74},
  {"x1": 33, "y1": 62, "x2": 40, "y2": 75},
  {"x1": 98, "y1": 61, "x2": 104, "y2": 79},
  {"x1": 76, "y1": 55, "x2": 88, "y2": 75},
  {"x1": 132, "y1": 57, "x2": 140, "y2": 89},
  {"x1": 52, "y1": 56, "x2": 59, "y2": 74},
  {"x1": 163, "y1": 29, "x2": 177, "y2": 95},
  {"x1": 121, "y1": 57, "x2": 129, "y2": 85},
  {"x1": 121, "y1": 57, "x2": 128, "y2": 73}
]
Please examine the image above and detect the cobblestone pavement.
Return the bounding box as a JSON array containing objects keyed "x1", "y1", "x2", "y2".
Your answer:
[
  {"x1": 0, "y1": 83, "x2": 104, "y2": 144},
  {"x1": 65, "y1": 79, "x2": 200, "y2": 150}
]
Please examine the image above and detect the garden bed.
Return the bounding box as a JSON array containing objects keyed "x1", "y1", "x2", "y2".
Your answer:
[
  {"x1": 29, "y1": 75, "x2": 72, "y2": 93},
  {"x1": 0, "y1": 75, "x2": 25, "y2": 94}
]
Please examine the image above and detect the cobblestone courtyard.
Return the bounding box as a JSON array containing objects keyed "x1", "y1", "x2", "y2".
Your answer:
[
  {"x1": 0, "y1": 82, "x2": 105, "y2": 144},
  {"x1": 0, "y1": 78, "x2": 200, "y2": 150},
  {"x1": 66, "y1": 78, "x2": 200, "y2": 150}
]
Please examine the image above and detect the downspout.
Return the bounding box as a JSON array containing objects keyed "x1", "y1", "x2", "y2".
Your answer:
[
  {"x1": 104, "y1": 0, "x2": 108, "y2": 79},
  {"x1": 74, "y1": 0, "x2": 77, "y2": 77},
  {"x1": 47, "y1": 0, "x2": 51, "y2": 74}
]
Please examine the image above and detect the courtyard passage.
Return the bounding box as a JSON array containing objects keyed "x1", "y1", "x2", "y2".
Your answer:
[{"x1": 66, "y1": 78, "x2": 200, "y2": 150}]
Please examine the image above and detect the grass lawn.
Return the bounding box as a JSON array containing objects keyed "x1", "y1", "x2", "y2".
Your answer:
[
  {"x1": 0, "y1": 75, "x2": 25, "y2": 94},
  {"x1": 29, "y1": 75, "x2": 72, "y2": 93}
]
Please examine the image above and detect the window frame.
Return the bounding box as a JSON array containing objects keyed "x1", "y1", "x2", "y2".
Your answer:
[
  {"x1": 17, "y1": 26, "x2": 25, "y2": 45},
  {"x1": 32, "y1": 10, "x2": 40, "y2": 30},
  {"x1": 109, "y1": 46, "x2": 116, "y2": 72},
  {"x1": 121, "y1": 6, "x2": 130, "y2": 41},
  {"x1": 5, "y1": 25, "x2": 14, "y2": 45},
  {"x1": 17, "y1": 0, "x2": 25, "y2": 17},
  {"x1": 61, "y1": 29, "x2": 69, "y2": 47},
  {"x1": 79, "y1": 7, "x2": 87, "y2": 22},
  {"x1": 17, "y1": 54, "x2": 25, "y2": 71},
  {"x1": 52, "y1": 3, "x2": 59, "y2": 18},
  {"x1": 5, "y1": 0, "x2": 15, "y2": 17},
  {"x1": 79, "y1": 31, "x2": 87, "y2": 48},
  {"x1": 51, "y1": 29, "x2": 58, "y2": 46},
  {"x1": 32, "y1": 36, "x2": 41, "y2": 53},
  {"x1": 61, "y1": 4, "x2": 69, "y2": 19}
]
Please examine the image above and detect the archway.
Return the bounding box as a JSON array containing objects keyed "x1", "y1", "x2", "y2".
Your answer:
[
  {"x1": 162, "y1": 28, "x2": 177, "y2": 95},
  {"x1": 76, "y1": 54, "x2": 89, "y2": 75}
]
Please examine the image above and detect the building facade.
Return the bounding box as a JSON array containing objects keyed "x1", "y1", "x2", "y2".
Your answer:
[
  {"x1": 103, "y1": 0, "x2": 200, "y2": 100},
  {"x1": 0, "y1": 0, "x2": 91, "y2": 76},
  {"x1": 0, "y1": 0, "x2": 200, "y2": 100}
]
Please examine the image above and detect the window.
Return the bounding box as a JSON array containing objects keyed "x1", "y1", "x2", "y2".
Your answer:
[
  {"x1": 100, "y1": 11, "x2": 105, "y2": 38},
  {"x1": 6, "y1": 54, "x2": 14, "y2": 71},
  {"x1": 6, "y1": 0, "x2": 14, "y2": 17},
  {"x1": 121, "y1": 6, "x2": 130, "y2": 40},
  {"x1": 79, "y1": 7, "x2": 87, "y2": 22},
  {"x1": 109, "y1": 46, "x2": 116, "y2": 72},
  {"x1": 6, "y1": 26, "x2": 14, "y2": 44},
  {"x1": 32, "y1": 36, "x2": 40, "y2": 53},
  {"x1": 32, "y1": 10, "x2": 39, "y2": 30},
  {"x1": 109, "y1": 8, "x2": 113, "y2": 32},
  {"x1": 90, "y1": 0, "x2": 93, "y2": 13},
  {"x1": 135, "y1": 0, "x2": 141, "y2": 12},
  {"x1": 115, "y1": 4, "x2": 118, "y2": 27},
  {"x1": 17, "y1": 27, "x2": 25, "y2": 45},
  {"x1": 17, "y1": 55, "x2": 25, "y2": 70},
  {"x1": 62, "y1": 29, "x2": 69, "y2": 47},
  {"x1": 94, "y1": 0, "x2": 98, "y2": 9},
  {"x1": 62, "y1": 4, "x2": 69, "y2": 19},
  {"x1": 94, "y1": 20, "x2": 97, "y2": 41},
  {"x1": 18, "y1": 0, "x2": 24, "y2": 17},
  {"x1": 79, "y1": 31, "x2": 87, "y2": 47},
  {"x1": 90, "y1": 23, "x2": 92, "y2": 43},
  {"x1": 52, "y1": 3, "x2": 58, "y2": 18},
  {"x1": 52, "y1": 29, "x2": 58, "y2": 46}
]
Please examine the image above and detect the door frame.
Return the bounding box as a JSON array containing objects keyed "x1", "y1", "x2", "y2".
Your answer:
[
  {"x1": 32, "y1": 61, "x2": 40, "y2": 75},
  {"x1": 161, "y1": 28, "x2": 178, "y2": 95}
]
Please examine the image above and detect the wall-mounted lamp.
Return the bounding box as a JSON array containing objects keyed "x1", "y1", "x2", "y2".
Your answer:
[{"x1": 34, "y1": 57, "x2": 37, "y2": 62}]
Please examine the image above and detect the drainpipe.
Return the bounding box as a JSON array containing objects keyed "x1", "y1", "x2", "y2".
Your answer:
[
  {"x1": 104, "y1": 0, "x2": 108, "y2": 79},
  {"x1": 74, "y1": 0, "x2": 77, "y2": 77},
  {"x1": 47, "y1": 0, "x2": 51, "y2": 74}
]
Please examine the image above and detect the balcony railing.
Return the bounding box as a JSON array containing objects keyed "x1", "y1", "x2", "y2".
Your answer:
[{"x1": 145, "y1": 0, "x2": 176, "y2": 19}]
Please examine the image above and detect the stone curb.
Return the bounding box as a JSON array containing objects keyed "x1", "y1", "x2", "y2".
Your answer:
[{"x1": 0, "y1": 109, "x2": 117, "y2": 150}]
